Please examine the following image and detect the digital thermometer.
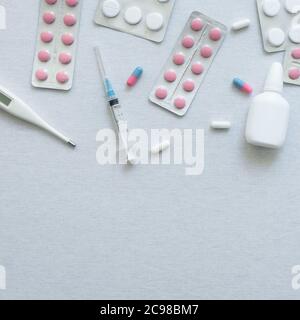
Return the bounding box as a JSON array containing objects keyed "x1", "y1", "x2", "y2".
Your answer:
[{"x1": 0, "y1": 86, "x2": 76, "y2": 147}]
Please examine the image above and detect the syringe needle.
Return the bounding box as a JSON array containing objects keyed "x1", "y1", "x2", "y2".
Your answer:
[{"x1": 94, "y1": 47, "x2": 107, "y2": 84}]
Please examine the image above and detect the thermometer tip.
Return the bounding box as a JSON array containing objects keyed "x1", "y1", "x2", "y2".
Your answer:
[{"x1": 67, "y1": 140, "x2": 76, "y2": 148}]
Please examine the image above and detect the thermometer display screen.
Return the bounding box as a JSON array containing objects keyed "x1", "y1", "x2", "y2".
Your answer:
[{"x1": 0, "y1": 91, "x2": 12, "y2": 106}]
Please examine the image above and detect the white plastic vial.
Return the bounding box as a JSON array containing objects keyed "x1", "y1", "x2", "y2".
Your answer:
[{"x1": 245, "y1": 62, "x2": 290, "y2": 149}]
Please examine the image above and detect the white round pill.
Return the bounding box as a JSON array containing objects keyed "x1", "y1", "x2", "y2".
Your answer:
[
  {"x1": 124, "y1": 6, "x2": 142, "y2": 25},
  {"x1": 267, "y1": 27, "x2": 285, "y2": 46},
  {"x1": 102, "y1": 0, "x2": 120, "y2": 18},
  {"x1": 262, "y1": 0, "x2": 281, "y2": 16},
  {"x1": 289, "y1": 25, "x2": 300, "y2": 43},
  {"x1": 146, "y1": 12, "x2": 164, "y2": 31},
  {"x1": 285, "y1": 0, "x2": 300, "y2": 13}
]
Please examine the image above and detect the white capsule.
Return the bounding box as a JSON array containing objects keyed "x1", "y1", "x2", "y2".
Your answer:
[
  {"x1": 210, "y1": 121, "x2": 231, "y2": 130},
  {"x1": 231, "y1": 19, "x2": 251, "y2": 31},
  {"x1": 151, "y1": 140, "x2": 170, "y2": 154}
]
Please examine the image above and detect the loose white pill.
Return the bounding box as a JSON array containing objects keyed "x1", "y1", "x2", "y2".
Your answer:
[
  {"x1": 231, "y1": 19, "x2": 251, "y2": 31},
  {"x1": 262, "y1": 0, "x2": 281, "y2": 17},
  {"x1": 210, "y1": 121, "x2": 231, "y2": 130},
  {"x1": 102, "y1": 0, "x2": 120, "y2": 18},
  {"x1": 267, "y1": 27, "x2": 285, "y2": 46},
  {"x1": 151, "y1": 140, "x2": 170, "y2": 154},
  {"x1": 124, "y1": 6, "x2": 142, "y2": 25}
]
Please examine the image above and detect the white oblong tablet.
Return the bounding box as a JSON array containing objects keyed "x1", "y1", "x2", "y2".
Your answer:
[
  {"x1": 102, "y1": 0, "x2": 120, "y2": 18},
  {"x1": 285, "y1": 0, "x2": 300, "y2": 13},
  {"x1": 262, "y1": 0, "x2": 281, "y2": 17},
  {"x1": 151, "y1": 140, "x2": 170, "y2": 154},
  {"x1": 231, "y1": 19, "x2": 251, "y2": 31},
  {"x1": 267, "y1": 27, "x2": 285, "y2": 46},
  {"x1": 146, "y1": 12, "x2": 164, "y2": 31},
  {"x1": 210, "y1": 121, "x2": 231, "y2": 130},
  {"x1": 289, "y1": 25, "x2": 300, "y2": 43},
  {"x1": 124, "y1": 6, "x2": 142, "y2": 25}
]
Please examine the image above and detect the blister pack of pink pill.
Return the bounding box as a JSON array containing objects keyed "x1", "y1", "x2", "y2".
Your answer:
[
  {"x1": 283, "y1": 13, "x2": 300, "y2": 84},
  {"x1": 284, "y1": 44, "x2": 300, "y2": 84},
  {"x1": 149, "y1": 11, "x2": 227, "y2": 116},
  {"x1": 32, "y1": 0, "x2": 82, "y2": 91}
]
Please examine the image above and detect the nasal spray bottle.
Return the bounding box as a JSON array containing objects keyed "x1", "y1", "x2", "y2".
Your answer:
[{"x1": 245, "y1": 62, "x2": 290, "y2": 149}]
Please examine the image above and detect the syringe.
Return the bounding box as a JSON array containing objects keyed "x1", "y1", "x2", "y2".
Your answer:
[
  {"x1": 94, "y1": 47, "x2": 138, "y2": 164},
  {"x1": 94, "y1": 47, "x2": 126, "y2": 132}
]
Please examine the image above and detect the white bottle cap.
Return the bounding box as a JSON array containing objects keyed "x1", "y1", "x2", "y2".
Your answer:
[{"x1": 264, "y1": 62, "x2": 283, "y2": 93}]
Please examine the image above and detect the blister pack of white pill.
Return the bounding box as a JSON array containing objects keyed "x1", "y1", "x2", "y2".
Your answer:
[
  {"x1": 149, "y1": 11, "x2": 227, "y2": 117},
  {"x1": 283, "y1": 13, "x2": 300, "y2": 84},
  {"x1": 94, "y1": 0, "x2": 176, "y2": 43},
  {"x1": 32, "y1": 0, "x2": 82, "y2": 91},
  {"x1": 257, "y1": 0, "x2": 300, "y2": 53}
]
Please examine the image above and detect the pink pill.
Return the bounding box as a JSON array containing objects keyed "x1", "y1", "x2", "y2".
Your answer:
[
  {"x1": 43, "y1": 11, "x2": 56, "y2": 24},
  {"x1": 66, "y1": 0, "x2": 78, "y2": 6},
  {"x1": 291, "y1": 48, "x2": 300, "y2": 59},
  {"x1": 155, "y1": 87, "x2": 168, "y2": 100},
  {"x1": 38, "y1": 50, "x2": 51, "y2": 62},
  {"x1": 182, "y1": 35, "x2": 195, "y2": 48},
  {"x1": 183, "y1": 79, "x2": 195, "y2": 92},
  {"x1": 164, "y1": 69, "x2": 177, "y2": 82},
  {"x1": 191, "y1": 62, "x2": 204, "y2": 75},
  {"x1": 173, "y1": 52, "x2": 185, "y2": 65},
  {"x1": 174, "y1": 96, "x2": 186, "y2": 109},
  {"x1": 288, "y1": 68, "x2": 300, "y2": 80},
  {"x1": 191, "y1": 18, "x2": 204, "y2": 31},
  {"x1": 64, "y1": 14, "x2": 77, "y2": 26},
  {"x1": 56, "y1": 71, "x2": 69, "y2": 84},
  {"x1": 35, "y1": 69, "x2": 48, "y2": 81},
  {"x1": 45, "y1": 0, "x2": 57, "y2": 4},
  {"x1": 209, "y1": 28, "x2": 222, "y2": 41},
  {"x1": 61, "y1": 33, "x2": 74, "y2": 45},
  {"x1": 40, "y1": 31, "x2": 53, "y2": 43},
  {"x1": 59, "y1": 52, "x2": 72, "y2": 64},
  {"x1": 200, "y1": 45, "x2": 213, "y2": 58}
]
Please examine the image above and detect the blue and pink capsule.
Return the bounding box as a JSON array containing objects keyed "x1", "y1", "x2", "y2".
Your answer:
[
  {"x1": 233, "y1": 77, "x2": 253, "y2": 95},
  {"x1": 127, "y1": 67, "x2": 143, "y2": 87}
]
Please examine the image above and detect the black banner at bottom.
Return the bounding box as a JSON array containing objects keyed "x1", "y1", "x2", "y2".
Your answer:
[{"x1": 0, "y1": 300, "x2": 297, "y2": 318}]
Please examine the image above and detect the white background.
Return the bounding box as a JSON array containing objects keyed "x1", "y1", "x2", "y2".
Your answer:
[{"x1": 0, "y1": 0, "x2": 300, "y2": 299}]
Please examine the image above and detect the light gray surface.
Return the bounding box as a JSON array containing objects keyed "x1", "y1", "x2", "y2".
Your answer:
[{"x1": 0, "y1": 0, "x2": 300, "y2": 300}]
